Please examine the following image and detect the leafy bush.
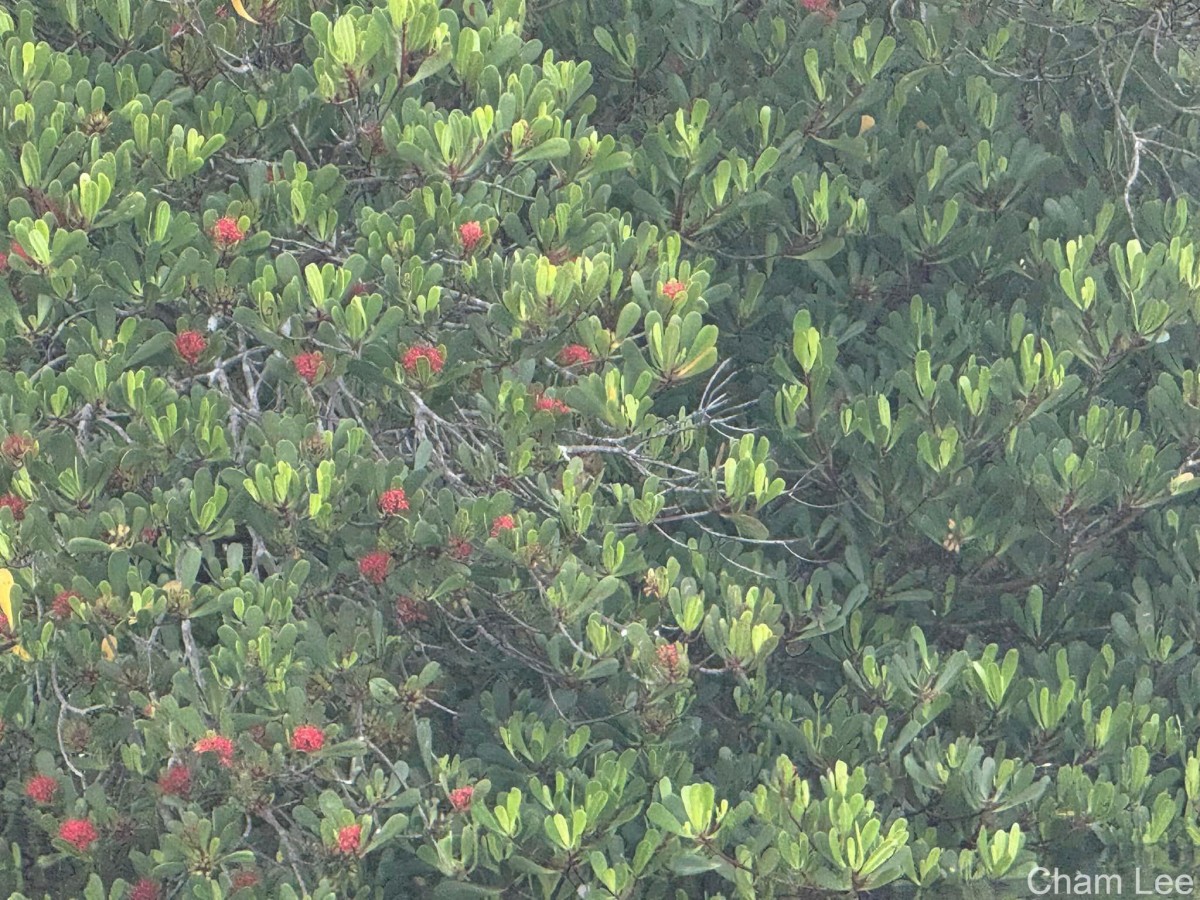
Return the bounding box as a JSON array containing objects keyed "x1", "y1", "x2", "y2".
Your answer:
[{"x1": 2, "y1": 0, "x2": 1200, "y2": 898}]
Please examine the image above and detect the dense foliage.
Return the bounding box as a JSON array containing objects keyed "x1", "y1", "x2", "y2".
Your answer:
[{"x1": 2, "y1": 0, "x2": 1200, "y2": 897}]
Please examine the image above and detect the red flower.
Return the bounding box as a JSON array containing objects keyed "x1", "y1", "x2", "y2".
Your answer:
[
  {"x1": 231, "y1": 870, "x2": 260, "y2": 890},
  {"x1": 661, "y1": 279, "x2": 687, "y2": 302},
  {"x1": 534, "y1": 394, "x2": 570, "y2": 414},
  {"x1": 293, "y1": 351, "x2": 324, "y2": 385},
  {"x1": 2, "y1": 433, "x2": 35, "y2": 465},
  {"x1": 129, "y1": 878, "x2": 160, "y2": 900},
  {"x1": 141, "y1": 527, "x2": 159, "y2": 545},
  {"x1": 158, "y1": 763, "x2": 192, "y2": 797},
  {"x1": 51, "y1": 590, "x2": 81, "y2": 620},
  {"x1": 801, "y1": 0, "x2": 830, "y2": 9},
  {"x1": 59, "y1": 818, "x2": 98, "y2": 851},
  {"x1": 656, "y1": 643, "x2": 680, "y2": 674},
  {"x1": 10, "y1": 241, "x2": 32, "y2": 264},
  {"x1": 558, "y1": 344, "x2": 593, "y2": 366},
  {"x1": 402, "y1": 344, "x2": 445, "y2": 376},
  {"x1": 349, "y1": 281, "x2": 372, "y2": 297},
  {"x1": 378, "y1": 488, "x2": 409, "y2": 516},
  {"x1": 459, "y1": 220, "x2": 484, "y2": 252},
  {"x1": 291, "y1": 724, "x2": 325, "y2": 753},
  {"x1": 358, "y1": 550, "x2": 391, "y2": 585},
  {"x1": 395, "y1": 596, "x2": 428, "y2": 625},
  {"x1": 194, "y1": 733, "x2": 235, "y2": 767},
  {"x1": 0, "y1": 610, "x2": 10, "y2": 637},
  {"x1": 0, "y1": 493, "x2": 26, "y2": 521},
  {"x1": 175, "y1": 330, "x2": 207, "y2": 365},
  {"x1": 490, "y1": 515, "x2": 516, "y2": 537},
  {"x1": 25, "y1": 774, "x2": 58, "y2": 804},
  {"x1": 335, "y1": 823, "x2": 362, "y2": 855},
  {"x1": 448, "y1": 537, "x2": 472, "y2": 561},
  {"x1": 0, "y1": 251, "x2": 8, "y2": 272},
  {"x1": 448, "y1": 785, "x2": 474, "y2": 812},
  {"x1": 211, "y1": 216, "x2": 246, "y2": 249}
]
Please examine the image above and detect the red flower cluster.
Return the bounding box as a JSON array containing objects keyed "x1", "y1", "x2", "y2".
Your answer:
[
  {"x1": 59, "y1": 818, "x2": 98, "y2": 851},
  {"x1": 291, "y1": 724, "x2": 325, "y2": 753},
  {"x1": 175, "y1": 330, "x2": 207, "y2": 365},
  {"x1": 656, "y1": 643, "x2": 680, "y2": 674},
  {"x1": 10, "y1": 241, "x2": 32, "y2": 264},
  {"x1": 336, "y1": 823, "x2": 362, "y2": 855},
  {"x1": 1, "y1": 433, "x2": 34, "y2": 464},
  {"x1": 293, "y1": 351, "x2": 324, "y2": 385},
  {"x1": 129, "y1": 878, "x2": 160, "y2": 900},
  {"x1": 25, "y1": 774, "x2": 58, "y2": 804},
  {"x1": 402, "y1": 344, "x2": 445, "y2": 376},
  {"x1": 661, "y1": 279, "x2": 687, "y2": 301},
  {"x1": 448, "y1": 536, "x2": 472, "y2": 561},
  {"x1": 51, "y1": 590, "x2": 81, "y2": 620},
  {"x1": 358, "y1": 550, "x2": 391, "y2": 584},
  {"x1": 490, "y1": 515, "x2": 516, "y2": 537},
  {"x1": 534, "y1": 394, "x2": 570, "y2": 414},
  {"x1": 801, "y1": 0, "x2": 830, "y2": 9},
  {"x1": 459, "y1": 220, "x2": 484, "y2": 252},
  {"x1": 448, "y1": 785, "x2": 474, "y2": 812},
  {"x1": 194, "y1": 733, "x2": 235, "y2": 767},
  {"x1": 0, "y1": 611, "x2": 10, "y2": 637},
  {"x1": 395, "y1": 595, "x2": 428, "y2": 625},
  {"x1": 158, "y1": 763, "x2": 192, "y2": 797},
  {"x1": 211, "y1": 216, "x2": 246, "y2": 249},
  {"x1": 558, "y1": 344, "x2": 593, "y2": 366},
  {"x1": 231, "y1": 869, "x2": 260, "y2": 889},
  {"x1": 0, "y1": 251, "x2": 7, "y2": 272},
  {"x1": 0, "y1": 493, "x2": 26, "y2": 521},
  {"x1": 378, "y1": 488, "x2": 409, "y2": 515}
]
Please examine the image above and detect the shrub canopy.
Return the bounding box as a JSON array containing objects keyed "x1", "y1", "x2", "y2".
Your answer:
[{"x1": 2, "y1": 0, "x2": 1200, "y2": 898}]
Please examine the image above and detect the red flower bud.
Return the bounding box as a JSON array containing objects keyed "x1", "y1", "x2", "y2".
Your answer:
[
  {"x1": 51, "y1": 590, "x2": 81, "y2": 620},
  {"x1": 158, "y1": 763, "x2": 192, "y2": 797},
  {"x1": 661, "y1": 279, "x2": 687, "y2": 302},
  {"x1": 129, "y1": 878, "x2": 160, "y2": 900},
  {"x1": 490, "y1": 515, "x2": 516, "y2": 537},
  {"x1": 0, "y1": 493, "x2": 26, "y2": 521}
]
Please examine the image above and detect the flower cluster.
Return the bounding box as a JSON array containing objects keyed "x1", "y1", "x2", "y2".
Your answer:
[
  {"x1": 558, "y1": 344, "x2": 593, "y2": 366},
  {"x1": 194, "y1": 733, "x2": 235, "y2": 767},
  {"x1": 129, "y1": 879, "x2": 160, "y2": 900},
  {"x1": 448, "y1": 536, "x2": 472, "y2": 561},
  {"x1": 25, "y1": 774, "x2": 58, "y2": 805},
  {"x1": 51, "y1": 590, "x2": 81, "y2": 620},
  {"x1": 0, "y1": 493, "x2": 26, "y2": 521},
  {"x1": 358, "y1": 550, "x2": 392, "y2": 584},
  {"x1": 395, "y1": 595, "x2": 428, "y2": 625},
  {"x1": 336, "y1": 823, "x2": 362, "y2": 855},
  {"x1": 59, "y1": 818, "x2": 98, "y2": 851},
  {"x1": 1, "y1": 433, "x2": 34, "y2": 465},
  {"x1": 293, "y1": 351, "x2": 324, "y2": 385},
  {"x1": 656, "y1": 643, "x2": 680, "y2": 675},
  {"x1": 158, "y1": 763, "x2": 192, "y2": 797},
  {"x1": 291, "y1": 725, "x2": 326, "y2": 753},
  {"x1": 378, "y1": 488, "x2": 409, "y2": 515},
  {"x1": 534, "y1": 394, "x2": 571, "y2": 415},
  {"x1": 449, "y1": 785, "x2": 474, "y2": 812},
  {"x1": 490, "y1": 514, "x2": 516, "y2": 537},
  {"x1": 459, "y1": 220, "x2": 484, "y2": 252},
  {"x1": 175, "y1": 331, "x2": 207, "y2": 365},
  {"x1": 402, "y1": 344, "x2": 445, "y2": 376},
  {"x1": 211, "y1": 216, "x2": 246, "y2": 249},
  {"x1": 661, "y1": 279, "x2": 688, "y2": 302}
]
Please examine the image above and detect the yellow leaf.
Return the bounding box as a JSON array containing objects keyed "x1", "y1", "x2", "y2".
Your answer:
[
  {"x1": 229, "y1": 0, "x2": 259, "y2": 23},
  {"x1": 859, "y1": 115, "x2": 876, "y2": 136},
  {"x1": 0, "y1": 568, "x2": 30, "y2": 660},
  {"x1": 101, "y1": 634, "x2": 117, "y2": 661}
]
